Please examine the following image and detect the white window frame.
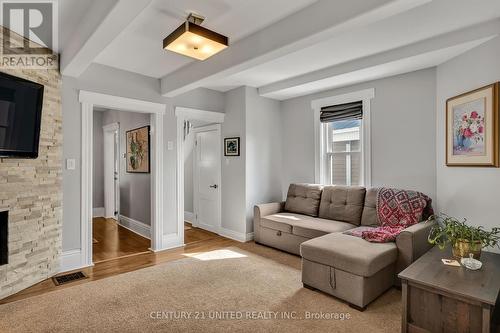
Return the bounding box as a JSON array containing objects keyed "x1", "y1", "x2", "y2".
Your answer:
[{"x1": 312, "y1": 88, "x2": 374, "y2": 187}]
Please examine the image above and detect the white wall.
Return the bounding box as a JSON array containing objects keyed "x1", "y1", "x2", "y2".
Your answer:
[
  {"x1": 245, "y1": 87, "x2": 283, "y2": 232},
  {"x1": 436, "y1": 36, "x2": 500, "y2": 252},
  {"x1": 281, "y1": 68, "x2": 437, "y2": 201}
]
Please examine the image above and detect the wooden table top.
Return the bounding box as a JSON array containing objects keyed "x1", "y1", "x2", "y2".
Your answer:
[{"x1": 398, "y1": 246, "x2": 500, "y2": 305}]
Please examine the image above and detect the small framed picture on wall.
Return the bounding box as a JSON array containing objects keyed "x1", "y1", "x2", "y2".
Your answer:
[{"x1": 224, "y1": 137, "x2": 240, "y2": 156}]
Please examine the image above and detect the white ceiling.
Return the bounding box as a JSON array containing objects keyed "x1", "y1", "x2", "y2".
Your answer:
[
  {"x1": 58, "y1": 0, "x2": 107, "y2": 52},
  {"x1": 60, "y1": 0, "x2": 500, "y2": 101},
  {"x1": 203, "y1": 0, "x2": 500, "y2": 94},
  {"x1": 93, "y1": 0, "x2": 318, "y2": 78},
  {"x1": 264, "y1": 37, "x2": 494, "y2": 100}
]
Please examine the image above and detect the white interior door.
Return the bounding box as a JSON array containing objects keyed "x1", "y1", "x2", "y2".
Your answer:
[
  {"x1": 193, "y1": 125, "x2": 221, "y2": 233},
  {"x1": 103, "y1": 123, "x2": 119, "y2": 219}
]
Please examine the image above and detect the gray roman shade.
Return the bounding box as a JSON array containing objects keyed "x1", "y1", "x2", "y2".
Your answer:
[{"x1": 320, "y1": 100, "x2": 363, "y2": 123}]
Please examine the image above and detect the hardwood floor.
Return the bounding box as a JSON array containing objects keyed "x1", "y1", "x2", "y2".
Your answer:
[
  {"x1": 184, "y1": 222, "x2": 218, "y2": 244},
  {"x1": 0, "y1": 224, "x2": 234, "y2": 305},
  {"x1": 92, "y1": 217, "x2": 151, "y2": 263}
]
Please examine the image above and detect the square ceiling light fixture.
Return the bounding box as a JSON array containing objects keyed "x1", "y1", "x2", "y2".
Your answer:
[{"x1": 163, "y1": 13, "x2": 229, "y2": 61}]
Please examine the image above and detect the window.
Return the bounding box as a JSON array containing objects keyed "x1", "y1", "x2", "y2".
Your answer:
[
  {"x1": 313, "y1": 89, "x2": 373, "y2": 187},
  {"x1": 323, "y1": 119, "x2": 361, "y2": 186}
]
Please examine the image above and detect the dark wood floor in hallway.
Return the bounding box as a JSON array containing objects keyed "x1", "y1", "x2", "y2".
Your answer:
[{"x1": 92, "y1": 217, "x2": 151, "y2": 263}]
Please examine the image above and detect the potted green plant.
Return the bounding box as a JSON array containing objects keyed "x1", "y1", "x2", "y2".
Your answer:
[{"x1": 427, "y1": 214, "x2": 500, "y2": 259}]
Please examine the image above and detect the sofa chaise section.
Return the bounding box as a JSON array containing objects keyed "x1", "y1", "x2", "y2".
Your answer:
[{"x1": 301, "y1": 232, "x2": 397, "y2": 309}]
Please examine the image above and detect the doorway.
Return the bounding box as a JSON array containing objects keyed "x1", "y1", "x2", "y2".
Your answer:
[
  {"x1": 183, "y1": 122, "x2": 222, "y2": 244},
  {"x1": 176, "y1": 107, "x2": 225, "y2": 245},
  {"x1": 103, "y1": 123, "x2": 119, "y2": 219},
  {"x1": 193, "y1": 124, "x2": 222, "y2": 233},
  {"x1": 92, "y1": 109, "x2": 152, "y2": 263},
  {"x1": 79, "y1": 90, "x2": 166, "y2": 271}
]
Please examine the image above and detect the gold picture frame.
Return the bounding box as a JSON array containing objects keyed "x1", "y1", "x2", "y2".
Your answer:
[
  {"x1": 446, "y1": 83, "x2": 499, "y2": 167},
  {"x1": 126, "y1": 126, "x2": 150, "y2": 173}
]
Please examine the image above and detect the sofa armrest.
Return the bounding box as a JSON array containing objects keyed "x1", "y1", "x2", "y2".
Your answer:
[
  {"x1": 253, "y1": 202, "x2": 285, "y2": 242},
  {"x1": 395, "y1": 220, "x2": 436, "y2": 274}
]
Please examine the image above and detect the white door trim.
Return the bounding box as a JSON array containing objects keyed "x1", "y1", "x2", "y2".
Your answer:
[
  {"x1": 175, "y1": 107, "x2": 225, "y2": 123},
  {"x1": 77, "y1": 90, "x2": 166, "y2": 271},
  {"x1": 312, "y1": 88, "x2": 374, "y2": 187},
  {"x1": 175, "y1": 107, "x2": 225, "y2": 245},
  {"x1": 192, "y1": 124, "x2": 222, "y2": 233}
]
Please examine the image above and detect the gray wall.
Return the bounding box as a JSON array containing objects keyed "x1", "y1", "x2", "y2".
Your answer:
[
  {"x1": 245, "y1": 87, "x2": 283, "y2": 232},
  {"x1": 221, "y1": 87, "x2": 247, "y2": 234},
  {"x1": 183, "y1": 131, "x2": 195, "y2": 214},
  {"x1": 92, "y1": 111, "x2": 104, "y2": 208},
  {"x1": 220, "y1": 86, "x2": 284, "y2": 234},
  {"x1": 436, "y1": 36, "x2": 500, "y2": 253},
  {"x1": 101, "y1": 110, "x2": 151, "y2": 225},
  {"x1": 280, "y1": 68, "x2": 437, "y2": 201}
]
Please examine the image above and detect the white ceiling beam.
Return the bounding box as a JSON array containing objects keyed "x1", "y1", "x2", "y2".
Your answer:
[
  {"x1": 61, "y1": 0, "x2": 152, "y2": 77},
  {"x1": 160, "y1": 0, "x2": 432, "y2": 97},
  {"x1": 259, "y1": 19, "x2": 500, "y2": 99}
]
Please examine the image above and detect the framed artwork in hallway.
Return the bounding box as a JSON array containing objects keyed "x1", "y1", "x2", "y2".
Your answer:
[
  {"x1": 446, "y1": 83, "x2": 499, "y2": 167},
  {"x1": 126, "y1": 126, "x2": 150, "y2": 173},
  {"x1": 224, "y1": 137, "x2": 240, "y2": 156}
]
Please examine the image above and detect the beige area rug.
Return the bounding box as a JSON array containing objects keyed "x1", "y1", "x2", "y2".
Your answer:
[{"x1": 0, "y1": 243, "x2": 401, "y2": 332}]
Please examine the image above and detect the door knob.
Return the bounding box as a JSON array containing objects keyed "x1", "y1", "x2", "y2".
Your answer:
[{"x1": 209, "y1": 184, "x2": 218, "y2": 189}]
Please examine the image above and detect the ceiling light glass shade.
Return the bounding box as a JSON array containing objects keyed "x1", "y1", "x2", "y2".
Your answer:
[{"x1": 163, "y1": 21, "x2": 228, "y2": 60}]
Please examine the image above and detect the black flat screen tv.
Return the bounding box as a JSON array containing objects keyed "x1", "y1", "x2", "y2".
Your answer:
[{"x1": 0, "y1": 72, "x2": 44, "y2": 158}]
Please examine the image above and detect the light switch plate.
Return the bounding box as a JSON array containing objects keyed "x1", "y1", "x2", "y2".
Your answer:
[
  {"x1": 167, "y1": 141, "x2": 174, "y2": 150},
  {"x1": 66, "y1": 159, "x2": 76, "y2": 170}
]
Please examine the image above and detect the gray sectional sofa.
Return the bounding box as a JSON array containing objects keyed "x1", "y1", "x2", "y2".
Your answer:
[{"x1": 253, "y1": 183, "x2": 434, "y2": 310}]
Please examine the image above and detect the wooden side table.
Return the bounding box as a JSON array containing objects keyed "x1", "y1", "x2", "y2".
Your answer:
[{"x1": 399, "y1": 246, "x2": 500, "y2": 333}]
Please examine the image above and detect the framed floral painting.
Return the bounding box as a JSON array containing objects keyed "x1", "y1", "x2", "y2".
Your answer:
[
  {"x1": 446, "y1": 83, "x2": 499, "y2": 167},
  {"x1": 126, "y1": 126, "x2": 150, "y2": 173}
]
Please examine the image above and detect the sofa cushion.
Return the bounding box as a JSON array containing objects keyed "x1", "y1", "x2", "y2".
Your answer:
[
  {"x1": 318, "y1": 186, "x2": 366, "y2": 225},
  {"x1": 260, "y1": 213, "x2": 355, "y2": 238},
  {"x1": 292, "y1": 219, "x2": 355, "y2": 239},
  {"x1": 260, "y1": 213, "x2": 301, "y2": 233},
  {"x1": 300, "y1": 233, "x2": 397, "y2": 277},
  {"x1": 360, "y1": 188, "x2": 380, "y2": 226},
  {"x1": 284, "y1": 184, "x2": 323, "y2": 217}
]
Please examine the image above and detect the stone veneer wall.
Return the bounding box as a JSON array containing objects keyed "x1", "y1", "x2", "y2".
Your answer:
[{"x1": 0, "y1": 29, "x2": 62, "y2": 299}]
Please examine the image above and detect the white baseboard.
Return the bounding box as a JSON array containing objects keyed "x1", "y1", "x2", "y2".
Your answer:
[
  {"x1": 184, "y1": 211, "x2": 195, "y2": 223},
  {"x1": 59, "y1": 249, "x2": 85, "y2": 273},
  {"x1": 152, "y1": 233, "x2": 184, "y2": 252},
  {"x1": 118, "y1": 215, "x2": 151, "y2": 239},
  {"x1": 92, "y1": 207, "x2": 105, "y2": 218},
  {"x1": 195, "y1": 222, "x2": 219, "y2": 235},
  {"x1": 218, "y1": 227, "x2": 254, "y2": 243}
]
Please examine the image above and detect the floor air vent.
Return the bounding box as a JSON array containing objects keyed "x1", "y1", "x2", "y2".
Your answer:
[{"x1": 52, "y1": 271, "x2": 87, "y2": 286}]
